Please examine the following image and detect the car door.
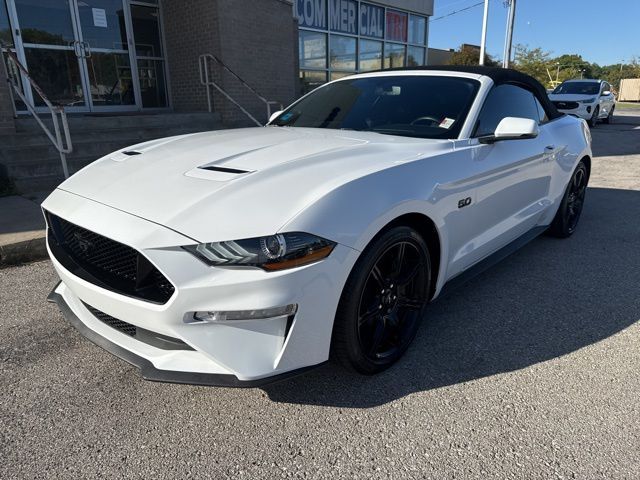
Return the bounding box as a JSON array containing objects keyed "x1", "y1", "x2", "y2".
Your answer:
[
  {"x1": 459, "y1": 84, "x2": 555, "y2": 270},
  {"x1": 599, "y1": 82, "x2": 614, "y2": 116}
]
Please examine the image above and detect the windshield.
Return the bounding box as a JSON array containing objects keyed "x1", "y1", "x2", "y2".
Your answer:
[
  {"x1": 271, "y1": 76, "x2": 480, "y2": 140},
  {"x1": 552, "y1": 82, "x2": 600, "y2": 95}
]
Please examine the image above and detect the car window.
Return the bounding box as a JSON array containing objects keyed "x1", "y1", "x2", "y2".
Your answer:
[
  {"x1": 534, "y1": 97, "x2": 549, "y2": 124},
  {"x1": 271, "y1": 76, "x2": 480, "y2": 140},
  {"x1": 474, "y1": 84, "x2": 540, "y2": 137},
  {"x1": 552, "y1": 82, "x2": 600, "y2": 95}
]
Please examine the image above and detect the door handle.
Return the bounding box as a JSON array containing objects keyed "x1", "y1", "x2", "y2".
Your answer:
[
  {"x1": 70, "y1": 41, "x2": 82, "y2": 58},
  {"x1": 545, "y1": 145, "x2": 555, "y2": 150}
]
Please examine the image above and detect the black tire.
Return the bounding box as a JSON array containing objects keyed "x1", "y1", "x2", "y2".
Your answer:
[
  {"x1": 547, "y1": 161, "x2": 589, "y2": 238},
  {"x1": 589, "y1": 106, "x2": 599, "y2": 128},
  {"x1": 603, "y1": 106, "x2": 614, "y2": 124},
  {"x1": 332, "y1": 226, "x2": 431, "y2": 374}
]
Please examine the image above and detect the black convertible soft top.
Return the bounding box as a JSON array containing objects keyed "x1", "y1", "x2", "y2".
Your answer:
[{"x1": 383, "y1": 65, "x2": 562, "y2": 120}]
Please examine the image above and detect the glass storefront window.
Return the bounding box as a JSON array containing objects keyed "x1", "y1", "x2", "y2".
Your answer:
[
  {"x1": 299, "y1": 30, "x2": 327, "y2": 69},
  {"x1": 0, "y1": 0, "x2": 12, "y2": 47},
  {"x1": 131, "y1": 4, "x2": 163, "y2": 57},
  {"x1": 385, "y1": 10, "x2": 407, "y2": 42},
  {"x1": 384, "y1": 43, "x2": 405, "y2": 69},
  {"x1": 87, "y1": 53, "x2": 135, "y2": 106},
  {"x1": 407, "y1": 46, "x2": 425, "y2": 67},
  {"x1": 137, "y1": 58, "x2": 167, "y2": 108},
  {"x1": 330, "y1": 34, "x2": 356, "y2": 71},
  {"x1": 330, "y1": 71, "x2": 354, "y2": 81},
  {"x1": 23, "y1": 47, "x2": 85, "y2": 106},
  {"x1": 14, "y1": 0, "x2": 76, "y2": 45},
  {"x1": 359, "y1": 39, "x2": 382, "y2": 72},
  {"x1": 408, "y1": 15, "x2": 426, "y2": 45},
  {"x1": 300, "y1": 70, "x2": 327, "y2": 95},
  {"x1": 298, "y1": 1, "x2": 430, "y2": 96},
  {"x1": 76, "y1": 0, "x2": 129, "y2": 51}
]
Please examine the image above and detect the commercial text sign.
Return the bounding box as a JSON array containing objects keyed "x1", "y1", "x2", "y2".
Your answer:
[{"x1": 360, "y1": 3, "x2": 384, "y2": 39}]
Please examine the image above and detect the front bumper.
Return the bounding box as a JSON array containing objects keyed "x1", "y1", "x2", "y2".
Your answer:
[
  {"x1": 48, "y1": 284, "x2": 325, "y2": 387},
  {"x1": 555, "y1": 103, "x2": 594, "y2": 120},
  {"x1": 43, "y1": 189, "x2": 359, "y2": 386}
]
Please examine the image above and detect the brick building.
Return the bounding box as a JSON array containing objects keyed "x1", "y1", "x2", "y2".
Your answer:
[{"x1": 0, "y1": 0, "x2": 433, "y2": 191}]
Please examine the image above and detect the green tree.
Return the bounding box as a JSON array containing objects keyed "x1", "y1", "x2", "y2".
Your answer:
[
  {"x1": 448, "y1": 45, "x2": 498, "y2": 67},
  {"x1": 512, "y1": 44, "x2": 552, "y2": 85},
  {"x1": 552, "y1": 54, "x2": 595, "y2": 82}
]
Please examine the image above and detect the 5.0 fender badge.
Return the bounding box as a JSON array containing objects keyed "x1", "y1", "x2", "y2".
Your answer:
[{"x1": 458, "y1": 197, "x2": 472, "y2": 209}]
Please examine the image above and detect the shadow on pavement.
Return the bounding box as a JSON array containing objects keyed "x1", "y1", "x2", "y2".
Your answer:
[{"x1": 263, "y1": 187, "x2": 640, "y2": 407}]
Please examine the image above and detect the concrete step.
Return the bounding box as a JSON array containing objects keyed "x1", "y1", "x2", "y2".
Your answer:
[
  {"x1": 14, "y1": 112, "x2": 222, "y2": 133},
  {"x1": 1, "y1": 111, "x2": 226, "y2": 194},
  {"x1": 0, "y1": 126, "x2": 219, "y2": 162},
  {"x1": 7, "y1": 155, "x2": 100, "y2": 180},
  {"x1": 0, "y1": 124, "x2": 221, "y2": 148}
]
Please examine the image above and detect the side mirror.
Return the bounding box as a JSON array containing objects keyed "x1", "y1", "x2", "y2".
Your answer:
[
  {"x1": 268, "y1": 110, "x2": 283, "y2": 124},
  {"x1": 479, "y1": 117, "x2": 539, "y2": 144},
  {"x1": 601, "y1": 90, "x2": 611, "y2": 96}
]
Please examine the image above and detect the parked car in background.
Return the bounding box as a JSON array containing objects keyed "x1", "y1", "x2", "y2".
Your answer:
[
  {"x1": 549, "y1": 79, "x2": 616, "y2": 127},
  {"x1": 44, "y1": 67, "x2": 592, "y2": 386}
]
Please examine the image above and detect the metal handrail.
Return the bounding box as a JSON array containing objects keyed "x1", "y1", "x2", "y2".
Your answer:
[
  {"x1": 198, "y1": 53, "x2": 283, "y2": 126},
  {"x1": 2, "y1": 48, "x2": 73, "y2": 178}
]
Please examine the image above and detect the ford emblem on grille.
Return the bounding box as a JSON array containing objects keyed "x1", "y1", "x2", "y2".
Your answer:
[{"x1": 73, "y1": 231, "x2": 94, "y2": 254}]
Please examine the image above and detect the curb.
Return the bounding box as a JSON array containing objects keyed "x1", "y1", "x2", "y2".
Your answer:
[{"x1": 0, "y1": 235, "x2": 48, "y2": 268}]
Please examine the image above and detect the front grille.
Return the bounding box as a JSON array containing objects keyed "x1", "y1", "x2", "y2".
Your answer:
[
  {"x1": 553, "y1": 101, "x2": 579, "y2": 110},
  {"x1": 86, "y1": 304, "x2": 137, "y2": 336},
  {"x1": 46, "y1": 212, "x2": 175, "y2": 304},
  {"x1": 83, "y1": 303, "x2": 193, "y2": 351}
]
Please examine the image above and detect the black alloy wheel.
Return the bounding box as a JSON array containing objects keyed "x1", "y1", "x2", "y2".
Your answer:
[
  {"x1": 589, "y1": 106, "x2": 599, "y2": 128},
  {"x1": 547, "y1": 161, "x2": 589, "y2": 238},
  {"x1": 332, "y1": 226, "x2": 431, "y2": 374},
  {"x1": 603, "y1": 106, "x2": 614, "y2": 124}
]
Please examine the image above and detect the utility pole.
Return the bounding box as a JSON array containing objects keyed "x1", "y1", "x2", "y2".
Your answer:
[
  {"x1": 502, "y1": 0, "x2": 516, "y2": 68},
  {"x1": 479, "y1": 0, "x2": 490, "y2": 66}
]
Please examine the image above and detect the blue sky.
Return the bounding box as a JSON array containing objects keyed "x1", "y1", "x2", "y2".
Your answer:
[{"x1": 429, "y1": 0, "x2": 640, "y2": 66}]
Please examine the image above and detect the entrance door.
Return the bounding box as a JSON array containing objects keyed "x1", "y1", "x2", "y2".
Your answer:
[
  {"x1": 6, "y1": 0, "x2": 162, "y2": 112},
  {"x1": 9, "y1": 0, "x2": 91, "y2": 111},
  {"x1": 73, "y1": 0, "x2": 137, "y2": 111}
]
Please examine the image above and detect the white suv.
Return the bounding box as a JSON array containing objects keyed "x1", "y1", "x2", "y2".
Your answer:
[{"x1": 549, "y1": 79, "x2": 615, "y2": 127}]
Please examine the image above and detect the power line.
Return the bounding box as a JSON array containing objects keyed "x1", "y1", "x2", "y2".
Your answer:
[{"x1": 430, "y1": 1, "x2": 486, "y2": 22}]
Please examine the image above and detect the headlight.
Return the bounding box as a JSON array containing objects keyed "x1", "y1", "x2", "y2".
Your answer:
[
  {"x1": 579, "y1": 98, "x2": 597, "y2": 104},
  {"x1": 183, "y1": 232, "x2": 336, "y2": 271}
]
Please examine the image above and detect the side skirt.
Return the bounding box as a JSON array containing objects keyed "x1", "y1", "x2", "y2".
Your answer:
[{"x1": 438, "y1": 225, "x2": 548, "y2": 299}]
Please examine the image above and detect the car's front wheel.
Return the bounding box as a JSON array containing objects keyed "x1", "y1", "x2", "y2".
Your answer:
[
  {"x1": 547, "y1": 160, "x2": 589, "y2": 238},
  {"x1": 603, "y1": 106, "x2": 615, "y2": 124},
  {"x1": 589, "y1": 106, "x2": 599, "y2": 128},
  {"x1": 332, "y1": 226, "x2": 431, "y2": 374}
]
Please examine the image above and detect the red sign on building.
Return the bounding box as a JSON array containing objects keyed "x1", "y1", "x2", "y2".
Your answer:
[{"x1": 385, "y1": 10, "x2": 407, "y2": 42}]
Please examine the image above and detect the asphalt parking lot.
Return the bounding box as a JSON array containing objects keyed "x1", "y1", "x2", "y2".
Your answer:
[{"x1": 2, "y1": 111, "x2": 640, "y2": 479}]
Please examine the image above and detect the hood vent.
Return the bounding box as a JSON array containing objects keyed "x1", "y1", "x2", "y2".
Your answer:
[{"x1": 199, "y1": 165, "x2": 250, "y2": 174}]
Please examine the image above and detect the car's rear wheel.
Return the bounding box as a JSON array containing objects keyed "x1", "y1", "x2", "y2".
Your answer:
[
  {"x1": 332, "y1": 226, "x2": 431, "y2": 374},
  {"x1": 547, "y1": 160, "x2": 589, "y2": 238},
  {"x1": 589, "y1": 106, "x2": 599, "y2": 128},
  {"x1": 603, "y1": 106, "x2": 614, "y2": 124}
]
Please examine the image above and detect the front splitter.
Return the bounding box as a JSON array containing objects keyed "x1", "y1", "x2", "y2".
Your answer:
[{"x1": 47, "y1": 283, "x2": 326, "y2": 388}]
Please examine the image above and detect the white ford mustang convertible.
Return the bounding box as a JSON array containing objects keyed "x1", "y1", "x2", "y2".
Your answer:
[{"x1": 44, "y1": 66, "x2": 592, "y2": 386}]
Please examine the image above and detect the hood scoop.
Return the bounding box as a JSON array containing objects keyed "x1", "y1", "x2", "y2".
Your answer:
[
  {"x1": 110, "y1": 150, "x2": 143, "y2": 162},
  {"x1": 199, "y1": 165, "x2": 250, "y2": 174},
  {"x1": 185, "y1": 163, "x2": 254, "y2": 182}
]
